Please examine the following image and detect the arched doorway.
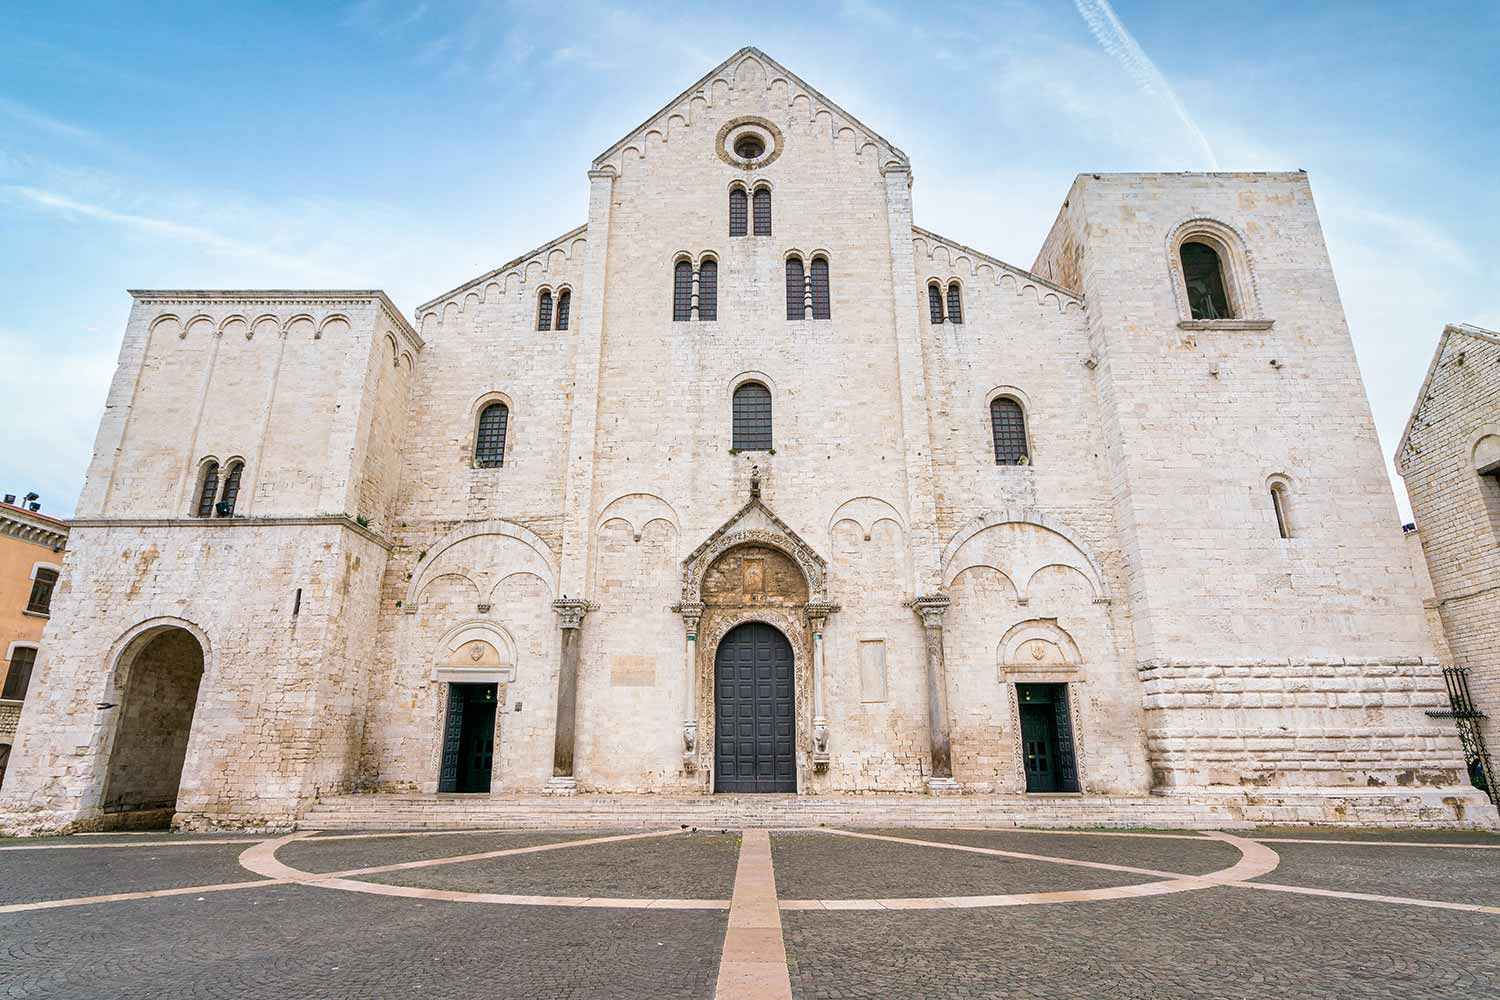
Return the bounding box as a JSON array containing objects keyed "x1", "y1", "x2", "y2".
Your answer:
[
  {"x1": 714, "y1": 621, "x2": 795, "y2": 792},
  {"x1": 102, "y1": 627, "x2": 205, "y2": 821}
]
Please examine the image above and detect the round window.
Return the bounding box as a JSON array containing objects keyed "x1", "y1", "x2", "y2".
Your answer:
[{"x1": 734, "y1": 135, "x2": 766, "y2": 161}]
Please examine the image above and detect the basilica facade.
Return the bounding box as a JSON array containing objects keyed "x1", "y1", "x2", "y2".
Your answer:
[{"x1": 3, "y1": 48, "x2": 1490, "y2": 833}]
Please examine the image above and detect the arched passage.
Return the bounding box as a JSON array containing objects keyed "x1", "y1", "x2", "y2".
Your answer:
[
  {"x1": 102, "y1": 626, "x2": 205, "y2": 821},
  {"x1": 713, "y1": 621, "x2": 796, "y2": 793}
]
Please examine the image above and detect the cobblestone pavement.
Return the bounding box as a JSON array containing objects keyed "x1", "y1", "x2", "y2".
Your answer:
[{"x1": 0, "y1": 825, "x2": 1495, "y2": 999}]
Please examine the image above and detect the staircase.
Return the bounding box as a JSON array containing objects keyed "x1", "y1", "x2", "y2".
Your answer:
[{"x1": 297, "y1": 788, "x2": 1498, "y2": 832}]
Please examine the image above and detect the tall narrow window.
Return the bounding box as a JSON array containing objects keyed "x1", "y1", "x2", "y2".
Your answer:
[
  {"x1": 990, "y1": 398, "x2": 1029, "y2": 465},
  {"x1": 536, "y1": 290, "x2": 553, "y2": 331},
  {"x1": 475, "y1": 402, "x2": 509, "y2": 468},
  {"x1": 2, "y1": 646, "x2": 36, "y2": 701},
  {"x1": 26, "y1": 569, "x2": 57, "y2": 615},
  {"x1": 673, "y1": 260, "x2": 693, "y2": 322},
  {"x1": 810, "y1": 257, "x2": 830, "y2": 319},
  {"x1": 698, "y1": 259, "x2": 717, "y2": 321},
  {"x1": 195, "y1": 461, "x2": 219, "y2": 518},
  {"x1": 1180, "y1": 242, "x2": 1232, "y2": 320},
  {"x1": 753, "y1": 187, "x2": 772, "y2": 236},
  {"x1": 785, "y1": 256, "x2": 805, "y2": 320},
  {"x1": 928, "y1": 284, "x2": 944, "y2": 325},
  {"x1": 555, "y1": 289, "x2": 571, "y2": 331},
  {"x1": 947, "y1": 282, "x2": 963, "y2": 324},
  {"x1": 217, "y1": 461, "x2": 243, "y2": 516},
  {"x1": 732, "y1": 382, "x2": 773, "y2": 451},
  {"x1": 729, "y1": 188, "x2": 748, "y2": 237},
  {"x1": 1270, "y1": 483, "x2": 1291, "y2": 539}
]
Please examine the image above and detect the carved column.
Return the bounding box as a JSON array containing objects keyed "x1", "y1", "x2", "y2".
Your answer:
[
  {"x1": 912, "y1": 594, "x2": 956, "y2": 788},
  {"x1": 806, "y1": 603, "x2": 837, "y2": 771},
  {"x1": 675, "y1": 602, "x2": 705, "y2": 771},
  {"x1": 548, "y1": 598, "x2": 594, "y2": 791}
]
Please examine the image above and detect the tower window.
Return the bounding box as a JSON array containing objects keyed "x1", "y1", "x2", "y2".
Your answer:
[
  {"x1": 1270, "y1": 482, "x2": 1292, "y2": 539},
  {"x1": 195, "y1": 461, "x2": 220, "y2": 518},
  {"x1": 928, "y1": 284, "x2": 944, "y2": 325},
  {"x1": 537, "y1": 290, "x2": 553, "y2": 331},
  {"x1": 555, "y1": 289, "x2": 571, "y2": 331},
  {"x1": 810, "y1": 257, "x2": 830, "y2": 320},
  {"x1": 673, "y1": 260, "x2": 692, "y2": 322},
  {"x1": 216, "y1": 461, "x2": 243, "y2": 517},
  {"x1": 475, "y1": 402, "x2": 509, "y2": 468},
  {"x1": 947, "y1": 282, "x2": 963, "y2": 324},
  {"x1": 753, "y1": 187, "x2": 772, "y2": 236},
  {"x1": 1181, "y1": 242, "x2": 1232, "y2": 320},
  {"x1": 732, "y1": 382, "x2": 773, "y2": 452},
  {"x1": 785, "y1": 256, "x2": 805, "y2": 321},
  {"x1": 990, "y1": 398, "x2": 1030, "y2": 465},
  {"x1": 729, "y1": 188, "x2": 747, "y2": 237},
  {"x1": 699, "y1": 259, "x2": 718, "y2": 322}
]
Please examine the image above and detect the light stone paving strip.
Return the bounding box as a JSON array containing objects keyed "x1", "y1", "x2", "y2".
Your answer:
[{"x1": 714, "y1": 830, "x2": 793, "y2": 1000}]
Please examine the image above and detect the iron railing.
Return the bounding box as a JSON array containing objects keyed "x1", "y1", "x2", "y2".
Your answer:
[{"x1": 1426, "y1": 666, "x2": 1496, "y2": 805}]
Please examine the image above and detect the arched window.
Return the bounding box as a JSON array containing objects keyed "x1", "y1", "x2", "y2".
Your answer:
[
  {"x1": 1180, "y1": 242, "x2": 1232, "y2": 320},
  {"x1": 217, "y1": 461, "x2": 243, "y2": 517},
  {"x1": 732, "y1": 382, "x2": 773, "y2": 452},
  {"x1": 753, "y1": 187, "x2": 772, "y2": 236},
  {"x1": 928, "y1": 284, "x2": 944, "y2": 325},
  {"x1": 555, "y1": 289, "x2": 571, "y2": 331},
  {"x1": 785, "y1": 256, "x2": 805, "y2": 320},
  {"x1": 537, "y1": 290, "x2": 553, "y2": 331},
  {"x1": 26, "y1": 568, "x2": 57, "y2": 615},
  {"x1": 475, "y1": 402, "x2": 509, "y2": 468},
  {"x1": 1270, "y1": 482, "x2": 1292, "y2": 539},
  {"x1": 946, "y1": 282, "x2": 963, "y2": 324},
  {"x1": 698, "y1": 259, "x2": 717, "y2": 321},
  {"x1": 195, "y1": 461, "x2": 219, "y2": 518},
  {"x1": 673, "y1": 260, "x2": 693, "y2": 322},
  {"x1": 810, "y1": 257, "x2": 830, "y2": 319},
  {"x1": 729, "y1": 188, "x2": 748, "y2": 237},
  {"x1": 990, "y1": 398, "x2": 1029, "y2": 465}
]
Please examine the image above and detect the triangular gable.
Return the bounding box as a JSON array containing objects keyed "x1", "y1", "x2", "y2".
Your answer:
[
  {"x1": 1395, "y1": 323, "x2": 1500, "y2": 474},
  {"x1": 593, "y1": 46, "x2": 908, "y2": 173},
  {"x1": 680, "y1": 477, "x2": 829, "y2": 604}
]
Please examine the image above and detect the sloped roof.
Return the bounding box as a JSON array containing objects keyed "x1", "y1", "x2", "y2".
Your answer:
[
  {"x1": 592, "y1": 46, "x2": 908, "y2": 170},
  {"x1": 1394, "y1": 323, "x2": 1500, "y2": 474}
]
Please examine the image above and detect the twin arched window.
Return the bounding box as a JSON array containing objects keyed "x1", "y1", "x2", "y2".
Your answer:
[
  {"x1": 537, "y1": 289, "x2": 571, "y2": 331},
  {"x1": 730, "y1": 186, "x2": 771, "y2": 237},
  {"x1": 673, "y1": 258, "x2": 716, "y2": 322},
  {"x1": 990, "y1": 398, "x2": 1029, "y2": 465},
  {"x1": 928, "y1": 281, "x2": 963, "y2": 324},
  {"x1": 732, "y1": 382, "x2": 773, "y2": 451},
  {"x1": 786, "y1": 255, "x2": 830, "y2": 320},
  {"x1": 475, "y1": 402, "x2": 509, "y2": 468},
  {"x1": 193, "y1": 459, "x2": 244, "y2": 517}
]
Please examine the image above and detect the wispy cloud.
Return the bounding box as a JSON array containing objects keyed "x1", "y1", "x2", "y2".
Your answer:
[
  {"x1": 1073, "y1": 0, "x2": 1220, "y2": 169},
  {"x1": 4, "y1": 184, "x2": 318, "y2": 273},
  {"x1": 0, "y1": 97, "x2": 107, "y2": 148}
]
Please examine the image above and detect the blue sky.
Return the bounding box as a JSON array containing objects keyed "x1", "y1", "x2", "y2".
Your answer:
[{"x1": 2, "y1": 1, "x2": 1496, "y2": 519}]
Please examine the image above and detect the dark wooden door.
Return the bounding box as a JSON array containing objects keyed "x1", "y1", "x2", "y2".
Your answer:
[
  {"x1": 1021, "y1": 703, "x2": 1060, "y2": 792},
  {"x1": 715, "y1": 622, "x2": 796, "y2": 792},
  {"x1": 440, "y1": 683, "x2": 496, "y2": 793}
]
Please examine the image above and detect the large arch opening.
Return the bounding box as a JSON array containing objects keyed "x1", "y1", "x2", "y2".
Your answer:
[
  {"x1": 713, "y1": 621, "x2": 796, "y2": 793},
  {"x1": 102, "y1": 627, "x2": 205, "y2": 824}
]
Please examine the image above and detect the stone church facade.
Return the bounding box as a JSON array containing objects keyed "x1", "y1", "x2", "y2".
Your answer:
[{"x1": 2, "y1": 48, "x2": 1491, "y2": 833}]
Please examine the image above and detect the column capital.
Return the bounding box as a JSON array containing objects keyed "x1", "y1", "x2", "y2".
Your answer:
[
  {"x1": 804, "y1": 601, "x2": 840, "y2": 630},
  {"x1": 586, "y1": 167, "x2": 617, "y2": 182},
  {"x1": 672, "y1": 601, "x2": 706, "y2": 634},
  {"x1": 552, "y1": 598, "x2": 597, "y2": 630},
  {"x1": 909, "y1": 593, "x2": 951, "y2": 629}
]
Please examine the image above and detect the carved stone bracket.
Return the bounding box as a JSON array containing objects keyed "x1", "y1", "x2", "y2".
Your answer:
[
  {"x1": 552, "y1": 598, "x2": 597, "y2": 630},
  {"x1": 804, "y1": 601, "x2": 839, "y2": 630},
  {"x1": 673, "y1": 602, "x2": 706, "y2": 635}
]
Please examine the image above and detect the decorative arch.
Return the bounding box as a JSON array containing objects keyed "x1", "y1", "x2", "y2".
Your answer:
[
  {"x1": 103, "y1": 616, "x2": 215, "y2": 697},
  {"x1": 681, "y1": 498, "x2": 829, "y2": 606},
  {"x1": 941, "y1": 510, "x2": 1109, "y2": 602},
  {"x1": 596, "y1": 492, "x2": 681, "y2": 542},
  {"x1": 431, "y1": 620, "x2": 517, "y2": 685},
  {"x1": 1165, "y1": 216, "x2": 1264, "y2": 323},
  {"x1": 1468, "y1": 425, "x2": 1500, "y2": 472},
  {"x1": 828, "y1": 496, "x2": 906, "y2": 543},
  {"x1": 405, "y1": 519, "x2": 558, "y2": 612}
]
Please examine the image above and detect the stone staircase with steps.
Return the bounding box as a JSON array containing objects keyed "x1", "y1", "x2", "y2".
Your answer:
[{"x1": 295, "y1": 789, "x2": 1498, "y2": 831}]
